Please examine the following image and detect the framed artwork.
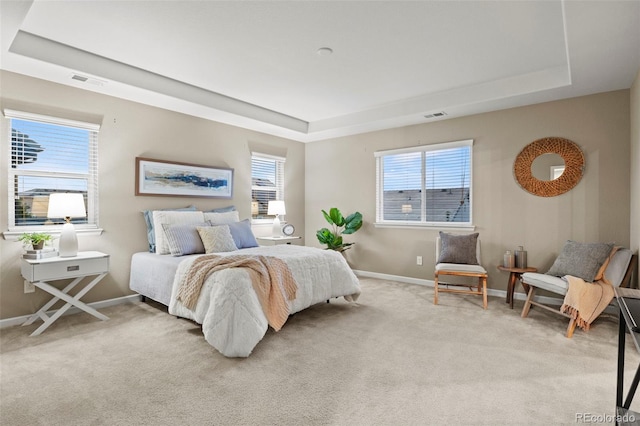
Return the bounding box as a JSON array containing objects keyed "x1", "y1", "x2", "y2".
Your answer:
[{"x1": 135, "y1": 157, "x2": 233, "y2": 198}]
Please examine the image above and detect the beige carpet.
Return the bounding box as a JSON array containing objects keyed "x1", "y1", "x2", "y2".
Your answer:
[{"x1": 1, "y1": 277, "x2": 639, "y2": 425}]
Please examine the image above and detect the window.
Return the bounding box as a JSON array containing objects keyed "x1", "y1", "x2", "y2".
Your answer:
[
  {"x1": 375, "y1": 139, "x2": 473, "y2": 227},
  {"x1": 5, "y1": 110, "x2": 100, "y2": 232},
  {"x1": 251, "y1": 153, "x2": 285, "y2": 221}
]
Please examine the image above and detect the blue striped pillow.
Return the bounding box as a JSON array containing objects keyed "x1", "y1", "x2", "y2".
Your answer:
[{"x1": 162, "y1": 222, "x2": 209, "y2": 256}]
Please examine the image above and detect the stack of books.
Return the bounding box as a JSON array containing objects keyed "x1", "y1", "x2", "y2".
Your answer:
[{"x1": 23, "y1": 247, "x2": 58, "y2": 259}]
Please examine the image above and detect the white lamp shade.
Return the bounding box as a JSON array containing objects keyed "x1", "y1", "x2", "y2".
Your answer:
[
  {"x1": 47, "y1": 193, "x2": 86, "y2": 219},
  {"x1": 267, "y1": 200, "x2": 286, "y2": 216}
]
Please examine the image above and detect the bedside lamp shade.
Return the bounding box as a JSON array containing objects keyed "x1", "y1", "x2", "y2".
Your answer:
[
  {"x1": 48, "y1": 193, "x2": 86, "y2": 257},
  {"x1": 267, "y1": 200, "x2": 286, "y2": 237}
]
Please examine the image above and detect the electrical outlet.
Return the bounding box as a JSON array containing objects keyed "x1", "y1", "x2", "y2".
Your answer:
[
  {"x1": 24, "y1": 280, "x2": 35, "y2": 293},
  {"x1": 416, "y1": 256, "x2": 423, "y2": 266}
]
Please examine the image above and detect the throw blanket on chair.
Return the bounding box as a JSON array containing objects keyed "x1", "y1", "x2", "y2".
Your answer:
[
  {"x1": 176, "y1": 254, "x2": 297, "y2": 331},
  {"x1": 561, "y1": 247, "x2": 619, "y2": 331}
]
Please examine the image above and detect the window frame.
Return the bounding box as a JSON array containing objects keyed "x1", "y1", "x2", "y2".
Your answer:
[
  {"x1": 374, "y1": 139, "x2": 474, "y2": 230},
  {"x1": 3, "y1": 109, "x2": 102, "y2": 238},
  {"x1": 250, "y1": 152, "x2": 286, "y2": 225}
]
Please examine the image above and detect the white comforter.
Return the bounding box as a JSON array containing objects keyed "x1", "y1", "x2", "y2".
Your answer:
[{"x1": 168, "y1": 245, "x2": 361, "y2": 357}]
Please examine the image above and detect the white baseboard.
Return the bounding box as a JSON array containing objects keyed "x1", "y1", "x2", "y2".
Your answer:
[
  {"x1": 352, "y1": 269, "x2": 565, "y2": 307},
  {"x1": 0, "y1": 294, "x2": 140, "y2": 329}
]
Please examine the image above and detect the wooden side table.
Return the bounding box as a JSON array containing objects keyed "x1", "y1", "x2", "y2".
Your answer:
[
  {"x1": 497, "y1": 265, "x2": 537, "y2": 309},
  {"x1": 21, "y1": 251, "x2": 110, "y2": 336}
]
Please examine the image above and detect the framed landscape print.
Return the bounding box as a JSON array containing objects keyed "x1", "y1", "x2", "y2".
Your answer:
[{"x1": 135, "y1": 157, "x2": 233, "y2": 198}]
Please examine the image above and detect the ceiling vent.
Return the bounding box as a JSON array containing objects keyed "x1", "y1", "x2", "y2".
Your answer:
[
  {"x1": 424, "y1": 112, "x2": 447, "y2": 119},
  {"x1": 70, "y1": 73, "x2": 106, "y2": 86}
]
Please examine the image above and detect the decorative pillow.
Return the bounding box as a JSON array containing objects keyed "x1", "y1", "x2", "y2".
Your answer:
[
  {"x1": 204, "y1": 210, "x2": 240, "y2": 225},
  {"x1": 546, "y1": 240, "x2": 614, "y2": 282},
  {"x1": 437, "y1": 232, "x2": 479, "y2": 265},
  {"x1": 142, "y1": 205, "x2": 196, "y2": 252},
  {"x1": 206, "y1": 205, "x2": 236, "y2": 213},
  {"x1": 152, "y1": 210, "x2": 205, "y2": 255},
  {"x1": 197, "y1": 225, "x2": 238, "y2": 253},
  {"x1": 226, "y1": 219, "x2": 259, "y2": 249},
  {"x1": 162, "y1": 222, "x2": 209, "y2": 256}
]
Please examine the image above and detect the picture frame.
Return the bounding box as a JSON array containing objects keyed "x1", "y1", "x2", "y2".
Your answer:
[{"x1": 135, "y1": 157, "x2": 233, "y2": 198}]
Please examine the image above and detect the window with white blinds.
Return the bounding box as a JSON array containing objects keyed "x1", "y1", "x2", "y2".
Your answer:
[
  {"x1": 251, "y1": 153, "x2": 285, "y2": 221},
  {"x1": 5, "y1": 110, "x2": 100, "y2": 231},
  {"x1": 375, "y1": 139, "x2": 473, "y2": 226}
]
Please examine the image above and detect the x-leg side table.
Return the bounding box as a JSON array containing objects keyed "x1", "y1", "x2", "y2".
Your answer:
[{"x1": 21, "y1": 251, "x2": 110, "y2": 336}]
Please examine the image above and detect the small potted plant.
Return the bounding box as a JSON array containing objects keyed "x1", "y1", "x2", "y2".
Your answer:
[{"x1": 18, "y1": 232, "x2": 52, "y2": 250}]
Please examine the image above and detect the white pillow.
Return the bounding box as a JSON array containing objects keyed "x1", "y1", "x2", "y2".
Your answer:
[
  {"x1": 152, "y1": 210, "x2": 205, "y2": 255},
  {"x1": 197, "y1": 225, "x2": 238, "y2": 253},
  {"x1": 204, "y1": 210, "x2": 240, "y2": 225}
]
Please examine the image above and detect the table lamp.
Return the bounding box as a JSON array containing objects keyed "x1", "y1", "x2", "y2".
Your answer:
[
  {"x1": 47, "y1": 193, "x2": 86, "y2": 257},
  {"x1": 267, "y1": 200, "x2": 286, "y2": 237}
]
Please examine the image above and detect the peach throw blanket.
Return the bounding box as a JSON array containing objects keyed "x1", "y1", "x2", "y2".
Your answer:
[
  {"x1": 561, "y1": 247, "x2": 618, "y2": 331},
  {"x1": 176, "y1": 254, "x2": 297, "y2": 331}
]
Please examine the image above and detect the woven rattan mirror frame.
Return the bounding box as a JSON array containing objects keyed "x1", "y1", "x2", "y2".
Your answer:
[{"x1": 513, "y1": 137, "x2": 585, "y2": 197}]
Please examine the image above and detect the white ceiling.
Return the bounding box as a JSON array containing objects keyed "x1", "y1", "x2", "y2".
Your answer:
[{"x1": 1, "y1": 1, "x2": 639, "y2": 143}]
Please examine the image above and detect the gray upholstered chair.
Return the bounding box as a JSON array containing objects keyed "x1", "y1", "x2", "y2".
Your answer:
[
  {"x1": 521, "y1": 247, "x2": 637, "y2": 337},
  {"x1": 434, "y1": 233, "x2": 488, "y2": 309}
]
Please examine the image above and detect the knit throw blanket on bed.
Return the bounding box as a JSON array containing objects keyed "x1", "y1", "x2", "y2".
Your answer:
[
  {"x1": 176, "y1": 254, "x2": 298, "y2": 331},
  {"x1": 560, "y1": 247, "x2": 619, "y2": 331}
]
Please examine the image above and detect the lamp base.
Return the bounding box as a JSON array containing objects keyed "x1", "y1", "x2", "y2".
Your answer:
[
  {"x1": 58, "y1": 222, "x2": 78, "y2": 257},
  {"x1": 272, "y1": 215, "x2": 282, "y2": 237}
]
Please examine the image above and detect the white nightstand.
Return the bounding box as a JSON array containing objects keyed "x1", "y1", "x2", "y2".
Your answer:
[
  {"x1": 256, "y1": 236, "x2": 302, "y2": 246},
  {"x1": 21, "y1": 251, "x2": 110, "y2": 336}
]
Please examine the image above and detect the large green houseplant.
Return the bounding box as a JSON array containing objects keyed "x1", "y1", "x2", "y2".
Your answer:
[{"x1": 316, "y1": 208, "x2": 363, "y2": 252}]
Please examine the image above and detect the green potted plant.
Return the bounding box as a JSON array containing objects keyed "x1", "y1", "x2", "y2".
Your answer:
[
  {"x1": 18, "y1": 232, "x2": 52, "y2": 250},
  {"x1": 316, "y1": 208, "x2": 363, "y2": 252}
]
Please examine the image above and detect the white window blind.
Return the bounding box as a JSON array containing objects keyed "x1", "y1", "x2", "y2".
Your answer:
[
  {"x1": 251, "y1": 153, "x2": 285, "y2": 221},
  {"x1": 5, "y1": 109, "x2": 100, "y2": 231},
  {"x1": 375, "y1": 139, "x2": 473, "y2": 226}
]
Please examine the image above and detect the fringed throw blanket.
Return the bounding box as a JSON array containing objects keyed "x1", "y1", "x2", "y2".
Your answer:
[
  {"x1": 176, "y1": 254, "x2": 297, "y2": 331},
  {"x1": 561, "y1": 247, "x2": 618, "y2": 331}
]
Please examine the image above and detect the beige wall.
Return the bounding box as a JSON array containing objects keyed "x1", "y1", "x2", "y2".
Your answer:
[
  {"x1": 0, "y1": 69, "x2": 634, "y2": 320},
  {"x1": 0, "y1": 71, "x2": 305, "y2": 320},
  {"x1": 305, "y1": 90, "x2": 632, "y2": 291},
  {"x1": 631, "y1": 69, "x2": 640, "y2": 255}
]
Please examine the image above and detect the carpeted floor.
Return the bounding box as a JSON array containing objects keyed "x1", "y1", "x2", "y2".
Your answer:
[{"x1": 1, "y1": 277, "x2": 639, "y2": 425}]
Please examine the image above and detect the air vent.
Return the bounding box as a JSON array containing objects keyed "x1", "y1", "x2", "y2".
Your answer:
[
  {"x1": 70, "y1": 73, "x2": 106, "y2": 86},
  {"x1": 424, "y1": 112, "x2": 447, "y2": 119}
]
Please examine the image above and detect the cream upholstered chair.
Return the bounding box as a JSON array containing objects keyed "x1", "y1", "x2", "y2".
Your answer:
[
  {"x1": 434, "y1": 232, "x2": 488, "y2": 309},
  {"x1": 521, "y1": 245, "x2": 637, "y2": 338}
]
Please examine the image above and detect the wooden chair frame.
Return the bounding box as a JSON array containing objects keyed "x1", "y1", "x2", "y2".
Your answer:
[
  {"x1": 434, "y1": 270, "x2": 488, "y2": 309},
  {"x1": 521, "y1": 254, "x2": 637, "y2": 338}
]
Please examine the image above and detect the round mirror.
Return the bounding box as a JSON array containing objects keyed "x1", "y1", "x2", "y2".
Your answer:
[
  {"x1": 513, "y1": 137, "x2": 584, "y2": 197},
  {"x1": 531, "y1": 153, "x2": 565, "y2": 181}
]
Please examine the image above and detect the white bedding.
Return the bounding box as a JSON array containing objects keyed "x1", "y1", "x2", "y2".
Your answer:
[{"x1": 168, "y1": 245, "x2": 361, "y2": 357}]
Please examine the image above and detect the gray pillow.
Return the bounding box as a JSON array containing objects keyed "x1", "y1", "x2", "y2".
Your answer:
[
  {"x1": 546, "y1": 240, "x2": 614, "y2": 282},
  {"x1": 226, "y1": 219, "x2": 259, "y2": 249},
  {"x1": 162, "y1": 222, "x2": 209, "y2": 256},
  {"x1": 438, "y1": 232, "x2": 479, "y2": 265},
  {"x1": 206, "y1": 205, "x2": 236, "y2": 213}
]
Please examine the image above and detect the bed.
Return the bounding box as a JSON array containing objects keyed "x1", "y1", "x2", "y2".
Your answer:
[{"x1": 129, "y1": 244, "x2": 361, "y2": 357}]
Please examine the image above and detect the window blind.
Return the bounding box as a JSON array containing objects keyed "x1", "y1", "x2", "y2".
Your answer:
[
  {"x1": 375, "y1": 140, "x2": 472, "y2": 225},
  {"x1": 251, "y1": 153, "x2": 285, "y2": 220},
  {"x1": 5, "y1": 110, "x2": 100, "y2": 230}
]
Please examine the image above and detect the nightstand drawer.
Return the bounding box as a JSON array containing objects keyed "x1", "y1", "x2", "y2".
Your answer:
[{"x1": 22, "y1": 256, "x2": 109, "y2": 282}]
